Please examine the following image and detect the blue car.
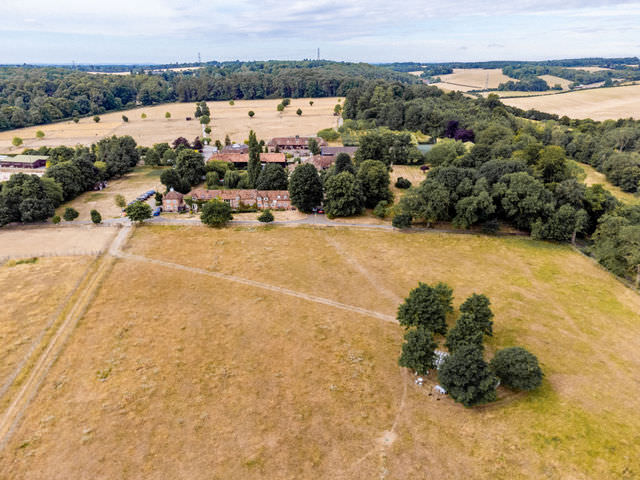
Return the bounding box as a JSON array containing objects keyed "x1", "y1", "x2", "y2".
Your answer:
[{"x1": 153, "y1": 207, "x2": 162, "y2": 216}]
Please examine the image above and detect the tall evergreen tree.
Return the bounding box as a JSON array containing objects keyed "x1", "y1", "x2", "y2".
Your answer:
[{"x1": 247, "y1": 130, "x2": 261, "y2": 188}]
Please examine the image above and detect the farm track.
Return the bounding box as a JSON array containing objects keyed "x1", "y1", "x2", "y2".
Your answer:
[{"x1": 0, "y1": 249, "x2": 115, "y2": 451}]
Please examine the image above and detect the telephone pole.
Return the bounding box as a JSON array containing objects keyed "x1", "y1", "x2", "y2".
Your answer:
[{"x1": 317, "y1": 48, "x2": 320, "y2": 60}]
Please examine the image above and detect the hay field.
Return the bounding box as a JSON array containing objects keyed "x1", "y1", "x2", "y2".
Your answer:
[
  {"x1": 501, "y1": 84, "x2": 640, "y2": 120},
  {"x1": 1, "y1": 225, "x2": 639, "y2": 479},
  {"x1": 435, "y1": 68, "x2": 515, "y2": 90},
  {"x1": 56, "y1": 166, "x2": 166, "y2": 221},
  {"x1": 0, "y1": 256, "x2": 93, "y2": 391},
  {"x1": 0, "y1": 226, "x2": 115, "y2": 258},
  {"x1": 0, "y1": 97, "x2": 342, "y2": 153}
]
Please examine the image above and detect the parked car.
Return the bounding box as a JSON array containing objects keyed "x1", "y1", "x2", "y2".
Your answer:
[{"x1": 153, "y1": 207, "x2": 162, "y2": 216}]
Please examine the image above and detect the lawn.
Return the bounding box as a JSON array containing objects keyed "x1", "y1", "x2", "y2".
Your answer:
[
  {"x1": 1, "y1": 226, "x2": 639, "y2": 479},
  {"x1": 0, "y1": 97, "x2": 342, "y2": 154}
]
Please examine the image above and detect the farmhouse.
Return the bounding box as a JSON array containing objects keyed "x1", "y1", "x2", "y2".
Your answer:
[
  {"x1": 208, "y1": 152, "x2": 287, "y2": 168},
  {"x1": 221, "y1": 143, "x2": 249, "y2": 154},
  {"x1": 309, "y1": 155, "x2": 335, "y2": 170},
  {"x1": 190, "y1": 189, "x2": 293, "y2": 210},
  {"x1": 266, "y1": 136, "x2": 327, "y2": 155},
  {"x1": 0, "y1": 154, "x2": 49, "y2": 169},
  {"x1": 162, "y1": 188, "x2": 185, "y2": 212}
]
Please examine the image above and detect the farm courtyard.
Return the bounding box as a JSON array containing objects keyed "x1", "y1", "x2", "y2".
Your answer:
[{"x1": 0, "y1": 225, "x2": 639, "y2": 479}]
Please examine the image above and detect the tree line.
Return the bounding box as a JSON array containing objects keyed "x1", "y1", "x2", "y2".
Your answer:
[
  {"x1": 343, "y1": 81, "x2": 640, "y2": 284},
  {"x1": 0, "y1": 136, "x2": 139, "y2": 226},
  {"x1": 0, "y1": 62, "x2": 414, "y2": 131}
]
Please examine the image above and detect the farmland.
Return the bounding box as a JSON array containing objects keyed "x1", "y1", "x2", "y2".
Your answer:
[
  {"x1": 433, "y1": 68, "x2": 515, "y2": 90},
  {"x1": 501, "y1": 84, "x2": 640, "y2": 120},
  {"x1": 575, "y1": 161, "x2": 640, "y2": 205},
  {"x1": 0, "y1": 97, "x2": 342, "y2": 154},
  {"x1": 0, "y1": 225, "x2": 639, "y2": 479}
]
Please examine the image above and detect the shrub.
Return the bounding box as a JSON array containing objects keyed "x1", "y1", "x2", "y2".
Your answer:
[
  {"x1": 373, "y1": 200, "x2": 389, "y2": 219},
  {"x1": 248, "y1": 110, "x2": 255, "y2": 118},
  {"x1": 12, "y1": 137, "x2": 23, "y2": 147},
  {"x1": 258, "y1": 209, "x2": 274, "y2": 223},
  {"x1": 63, "y1": 207, "x2": 79, "y2": 221},
  {"x1": 141, "y1": 113, "x2": 147, "y2": 119},
  {"x1": 490, "y1": 347, "x2": 543, "y2": 391},
  {"x1": 395, "y1": 177, "x2": 412, "y2": 189},
  {"x1": 122, "y1": 115, "x2": 129, "y2": 122},
  {"x1": 90, "y1": 209, "x2": 102, "y2": 224},
  {"x1": 36, "y1": 130, "x2": 45, "y2": 139},
  {"x1": 229, "y1": 100, "x2": 235, "y2": 105},
  {"x1": 114, "y1": 194, "x2": 126, "y2": 208},
  {"x1": 206, "y1": 171, "x2": 220, "y2": 189},
  {"x1": 392, "y1": 212, "x2": 412, "y2": 228},
  {"x1": 93, "y1": 115, "x2": 100, "y2": 123},
  {"x1": 52, "y1": 215, "x2": 61, "y2": 224},
  {"x1": 72, "y1": 117, "x2": 79, "y2": 124},
  {"x1": 296, "y1": 108, "x2": 303, "y2": 116}
]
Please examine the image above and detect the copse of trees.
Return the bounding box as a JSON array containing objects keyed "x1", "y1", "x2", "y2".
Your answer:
[{"x1": 396, "y1": 283, "x2": 543, "y2": 407}]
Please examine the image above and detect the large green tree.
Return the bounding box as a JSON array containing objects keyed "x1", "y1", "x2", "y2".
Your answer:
[
  {"x1": 288, "y1": 163, "x2": 323, "y2": 213},
  {"x1": 397, "y1": 282, "x2": 453, "y2": 335},
  {"x1": 256, "y1": 164, "x2": 288, "y2": 190},
  {"x1": 324, "y1": 171, "x2": 364, "y2": 217},
  {"x1": 459, "y1": 293, "x2": 494, "y2": 336},
  {"x1": 175, "y1": 149, "x2": 205, "y2": 187},
  {"x1": 398, "y1": 326, "x2": 438, "y2": 375},
  {"x1": 490, "y1": 347, "x2": 543, "y2": 391},
  {"x1": 125, "y1": 201, "x2": 152, "y2": 223},
  {"x1": 444, "y1": 313, "x2": 484, "y2": 354},
  {"x1": 438, "y1": 345, "x2": 498, "y2": 407},
  {"x1": 247, "y1": 130, "x2": 261, "y2": 188},
  {"x1": 356, "y1": 160, "x2": 392, "y2": 209}
]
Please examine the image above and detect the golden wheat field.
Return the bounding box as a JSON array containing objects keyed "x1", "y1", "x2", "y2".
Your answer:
[
  {"x1": 0, "y1": 97, "x2": 342, "y2": 153},
  {"x1": 501, "y1": 84, "x2": 640, "y2": 120}
]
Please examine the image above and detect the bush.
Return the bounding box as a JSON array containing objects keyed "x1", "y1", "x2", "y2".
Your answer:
[
  {"x1": 490, "y1": 347, "x2": 543, "y2": 391},
  {"x1": 392, "y1": 212, "x2": 412, "y2": 229},
  {"x1": 90, "y1": 209, "x2": 102, "y2": 224},
  {"x1": 125, "y1": 201, "x2": 152, "y2": 223},
  {"x1": 122, "y1": 115, "x2": 129, "y2": 122},
  {"x1": 114, "y1": 194, "x2": 126, "y2": 209},
  {"x1": 93, "y1": 115, "x2": 100, "y2": 123},
  {"x1": 395, "y1": 177, "x2": 412, "y2": 189},
  {"x1": 52, "y1": 215, "x2": 61, "y2": 224},
  {"x1": 63, "y1": 207, "x2": 79, "y2": 221},
  {"x1": 373, "y1": 200, "x2": 389, "y2": 219},
  {"x1": 206, "y1": 171, "x2": 220, "y2": 189},
  {"x1": 258, "y1": 209, "x2": 274, "y2": 223}
]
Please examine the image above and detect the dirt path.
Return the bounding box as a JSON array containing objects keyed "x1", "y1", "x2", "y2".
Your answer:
[{"x1": 0, "y1": 248, "x2": 115, "y2": 451}]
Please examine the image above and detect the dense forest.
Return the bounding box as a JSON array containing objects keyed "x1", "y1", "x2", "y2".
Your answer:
[
  {"x1": 343, "y1": 81, "x2": 639, "y2": 282},
  {"x1": 0, "y1": 61, "x2": 415, "y2": 131}
]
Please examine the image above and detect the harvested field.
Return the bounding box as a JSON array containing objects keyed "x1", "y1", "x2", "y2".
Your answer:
[
  {"x1": 1, "y1": 226, "x2": 639, "y2": 479},
  {"x1": 0, "y1": 226, "x2": 116, "y2": 259},
  {"x1": 501, "y1": 84, "x2": 640, "y2": 120},
  {"x1": 56, "y1": 166, "x2": 166, "y2": 221},
  {"x1": 539, "y1": 74, "x2": 572, "y2": 90},
  {"x1": 0, "y1": 256, "x2": 93, "y2": 392},
  {"x1": 0, "y1": 98, "x2": 342, "y2": 153},
  {"x1": 566, "y1": 66, "x2": 611, "y2": 72},
  {"x1": 435, "y1": 68, "x2": 515, "y2": 90}
]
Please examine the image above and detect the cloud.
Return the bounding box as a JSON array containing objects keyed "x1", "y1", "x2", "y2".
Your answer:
[{"x1": 488, "y1": 43, "x2": 505, "y2": 48}]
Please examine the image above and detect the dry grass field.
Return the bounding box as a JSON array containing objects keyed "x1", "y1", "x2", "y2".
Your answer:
[
  {"x1": 0, "y1": 226, "x2": 116, "y2": 259},
  {"x1": 56, "y1": 166, "x2": 166, "y2": 221},
  {"x1": 0, "y1": 97, "x2": 342, "y2": 153},
  {"x1": 1, "y1": 225, "x2": 639, "y2": 479},
  {"x1": 501, "y1": 84, "x2": 640, "y2": 120},
  {"x1": 434, "y1": 68, "x2": 515, "y2": 90},
  {"x1": 390, "y1": 165, "x2": 426, "y2": 201},
  {"x1": 0, "y1": 256, "x2": 93, "y2": 392},
  {"x1": 575, "y1": 161, "x2": 640, "y2": 204}
]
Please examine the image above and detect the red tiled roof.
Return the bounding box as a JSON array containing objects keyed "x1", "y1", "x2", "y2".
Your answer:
[
  {"x1": 208, "y1": 153, "x2": 248, "y2": 163},
  {"x1": 260, "y1": 153, "x2": 286, "y2": 163},
  {"x1": 310, "y1": 155, "x2": 335, "y2": 169},
  {"x1": 164, "y1": 189, "x2": 184, "y2": 200}
]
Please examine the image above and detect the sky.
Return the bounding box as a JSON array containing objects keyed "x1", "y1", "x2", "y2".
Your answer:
[{"x1": 1, "y1": 0, "x2": 640, "y2": 64}]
